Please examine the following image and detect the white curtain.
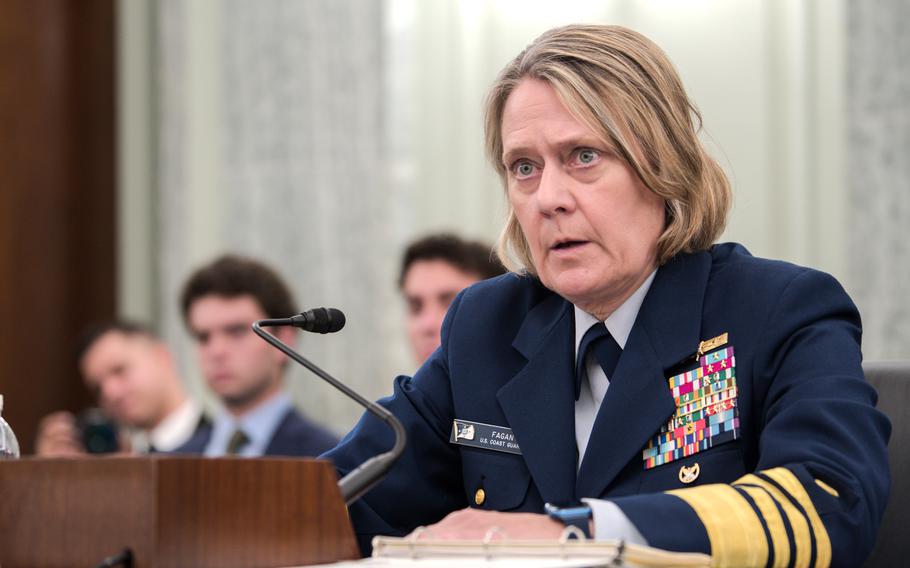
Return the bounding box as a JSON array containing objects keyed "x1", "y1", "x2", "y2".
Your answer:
[
  {"x1": 154, "y1": 0, "x2": 405, "y2": 434},
  {"x1": 846, "y1": 0, "x2": 910, "y2": 359},
  {"x1": 385, "y1": 0, "x2": 850, "y2": 274}
]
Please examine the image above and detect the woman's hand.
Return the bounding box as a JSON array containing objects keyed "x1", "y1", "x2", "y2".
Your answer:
[{"x1": 416, "y1": 508, "x2": 565, "y2": 540}]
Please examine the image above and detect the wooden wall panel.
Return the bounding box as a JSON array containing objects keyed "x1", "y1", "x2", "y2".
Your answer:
[{"x1": 0, "y1": 0, "x2": 116, "y2": 453}]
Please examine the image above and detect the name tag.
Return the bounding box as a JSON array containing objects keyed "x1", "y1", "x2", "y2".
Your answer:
[{"x1": 450, "y1": 419, "x2": 522, "y2": 455}]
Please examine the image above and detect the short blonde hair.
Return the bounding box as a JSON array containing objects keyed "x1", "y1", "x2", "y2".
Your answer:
[{"x1": 485, "y1": 24, "x2": 731, "y2": 272}]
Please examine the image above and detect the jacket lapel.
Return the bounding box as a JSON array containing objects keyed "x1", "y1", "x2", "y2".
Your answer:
[
  {"x1": 576, "y1": 251, "x2": 713, "y2": 498},
  {"x1": 497, "y1": 291, "x2": 578, "y2": 504},
  {"x1": 263, "y1": 408, "x2": 295, "y2": 456}
]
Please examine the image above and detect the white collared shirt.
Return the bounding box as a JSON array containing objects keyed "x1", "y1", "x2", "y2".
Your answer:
[
  {"x1": 572, "y1": 270, "x2": 656, "y2": 545},
  {"x1": 204, "y1": 391, "x2": 293, "y2": 457},
  {"x1": 130, "y1": 399, "x2": 203, "y2": 453},
  {"x1": 573, "y1": 270, "x2": 656, "y2": 465}
]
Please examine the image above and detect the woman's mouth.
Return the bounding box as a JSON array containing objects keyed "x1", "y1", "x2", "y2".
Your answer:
[{"x1": 552, "y1": 240, "x2": 588, "y2": 251}]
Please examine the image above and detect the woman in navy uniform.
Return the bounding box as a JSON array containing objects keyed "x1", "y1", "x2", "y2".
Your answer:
[{"x1": 325, "y1": 24, "x2": 889, "y2": 567}]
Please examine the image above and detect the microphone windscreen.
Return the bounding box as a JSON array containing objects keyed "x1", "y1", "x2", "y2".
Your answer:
[
  {"x1": 325, "y1": 308, "x2": 346, "y2": 332},
  {"x1": 298, "y1": 307, "x2": 346, "y2": 333},
  {"x1": 312, "y1": 307, "x2": 330, "y2": 330}
]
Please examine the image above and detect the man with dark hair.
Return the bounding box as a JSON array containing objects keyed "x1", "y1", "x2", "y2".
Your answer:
[
  {"x1": 399, "y1": 234, "x2": 505, "y2": 363},
  {"x1": 174, "y1": 254, "x2": 337, "y2": 457},
  {"x1": 35, "y1": 320, "x2": 204, "y2": 455}
]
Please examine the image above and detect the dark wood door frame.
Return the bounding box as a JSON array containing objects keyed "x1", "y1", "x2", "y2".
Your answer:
[{"x1": 0, "y1": 0, "x2": 117, "y2": 453}]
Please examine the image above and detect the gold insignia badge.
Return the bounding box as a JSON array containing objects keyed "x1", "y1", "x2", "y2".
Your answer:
[
  {"x1": 474, "y1": 488, "x2": 486, "y2": 505},
  {"x1": 696, "y1": 333, "x2": 729, "y2": 359},
  {"x1": 678, "y1": 462, "x2": 700, "y2": 484}
]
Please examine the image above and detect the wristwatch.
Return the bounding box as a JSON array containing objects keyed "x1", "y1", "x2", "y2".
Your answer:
[{"x1": 544, "y1": 501, "x2": 593, "y2": 538}]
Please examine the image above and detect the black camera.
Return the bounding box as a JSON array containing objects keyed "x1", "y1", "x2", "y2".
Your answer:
[{"x1": 77, "y1": 408, "x2": 120, "y2": 454}]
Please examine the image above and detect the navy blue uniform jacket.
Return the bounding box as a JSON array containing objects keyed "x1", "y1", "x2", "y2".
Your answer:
[
  {"x1": 325, "y1": 243, "x2": 890, "y2": 566},
  {"x1": 173, "y1": 407, "x2": 338, "y2": 457}
]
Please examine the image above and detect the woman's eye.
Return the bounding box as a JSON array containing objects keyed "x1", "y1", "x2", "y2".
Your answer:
[
  {"x1": 576, "y1": 149, "x2": 598, "y2": 165},
  {"x1": 514, "y1": 161, "x2": 535, "y2": 177}
]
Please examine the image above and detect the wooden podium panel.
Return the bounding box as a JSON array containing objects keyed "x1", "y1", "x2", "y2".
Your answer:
[{"x1": 0, "y1": 457, "x2": 359, "y2": 568}]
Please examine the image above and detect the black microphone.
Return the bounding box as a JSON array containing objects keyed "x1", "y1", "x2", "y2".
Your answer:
[
  {"x1": 262, "y1": 307, "x2": 346, "y2": 333},
  {"x1": 253, "y1": 308, "x2": 406, "y2": 505},
  {"x1": 95, "y1": 548, "x2": 133, "y2": 568}
]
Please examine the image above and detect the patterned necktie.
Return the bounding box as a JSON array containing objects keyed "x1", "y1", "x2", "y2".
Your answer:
[
  {"x1": 574, "y1": 322, "x2": 622, "y2": 400},
  {"x1": 226, "y1": 429, "x2": 250, "y2": 455}
]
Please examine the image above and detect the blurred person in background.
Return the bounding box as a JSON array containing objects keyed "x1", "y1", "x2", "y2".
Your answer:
[
  {"x1": 173, "y1": 254, "x2": 338, "y2": 457},
  {"x1": 399, "y1": 233, "x2": 506, "y2": 363},
  {"x1": 35, "y1": 321, "x2": 205, "y2": 455}
]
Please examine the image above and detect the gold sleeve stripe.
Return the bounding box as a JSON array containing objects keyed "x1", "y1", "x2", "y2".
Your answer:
[
  {"x1": 736, "y1": 482, "x2": 799, "y2": 565},
  {"x1": 814, "y1": 479, "x2": 839, "y2": 498},
  {"x1": 737, "y1": 473, "x2": 813, "y2": 568},
  {"x1": 736, "y1": 485, "x2": 791, "y2": 568},
  {"x1": 754, "y1": 473, "x2": 818, "y2": 567},
  {"x1": 763, "y1": 468, "x2": 832, "y2": 568},
  {"x1": 668, "y1": 484, "x2": 768, "y2": 568}
]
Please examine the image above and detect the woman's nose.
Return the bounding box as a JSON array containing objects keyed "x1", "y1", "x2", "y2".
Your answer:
[{"x1": 536, "y1": 166, "x2": 575, "y2": 215}]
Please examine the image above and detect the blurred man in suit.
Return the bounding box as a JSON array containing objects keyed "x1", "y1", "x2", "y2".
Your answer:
[
  {"x1": 35, "y1": 321, "x2": 205, "y2": 455},
  {"x1": 173, "y1": 254, "x2": 337, "y2": 457},
  {"x1": 399, "y1": 234, "x2": 505, "y2": 363}
]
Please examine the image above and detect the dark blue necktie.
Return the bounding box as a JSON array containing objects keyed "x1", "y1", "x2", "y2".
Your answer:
[{"x1": 574, "y1": 322, "x2": 622, "y2": 400}]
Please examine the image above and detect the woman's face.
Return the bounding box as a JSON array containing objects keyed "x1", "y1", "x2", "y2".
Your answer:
[{"x1": 501, "y1": 78, "x2": 665, "y2": 318}]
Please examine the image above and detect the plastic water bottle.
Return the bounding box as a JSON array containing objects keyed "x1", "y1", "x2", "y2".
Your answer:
[{"x1": 0, "y1": 394, "x2": 21, "y2": 459}]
